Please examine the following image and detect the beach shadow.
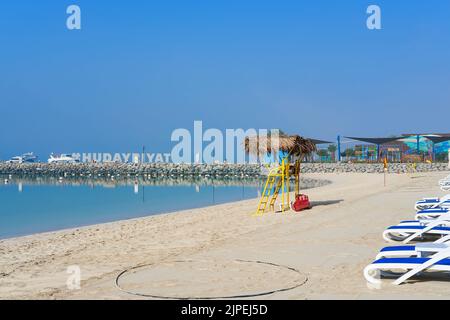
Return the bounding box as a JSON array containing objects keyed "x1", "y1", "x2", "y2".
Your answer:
[
  {"x1": 380, "y1": 270, "x2": 450, "y2": 284},
  {"x1": 404, "y1": 272, "x2": 450, "y2": 284},
  {"x1": 310, "y1": 200, "x2": 343, "y2": 207}
]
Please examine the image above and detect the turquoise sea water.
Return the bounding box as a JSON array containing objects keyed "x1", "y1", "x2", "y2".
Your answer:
[{"x1": 0, "y1": 180, "x2": 260, "y2": 239}]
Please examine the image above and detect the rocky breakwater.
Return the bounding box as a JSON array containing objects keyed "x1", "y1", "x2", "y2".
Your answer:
[
  {"x1": 0, "y1": 163, "x2": 263, "y2": 180},
  {"x1": 1, "y1": 162, "x2": 447, "y2": 181},
  {"x1": 300, "y1": 162, "x2": 450, "y2": 174}
]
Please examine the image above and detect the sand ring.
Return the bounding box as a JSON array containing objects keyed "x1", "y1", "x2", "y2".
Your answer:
[{"x1": 115, "y1": 259, "x2": 308, "y2": 299}]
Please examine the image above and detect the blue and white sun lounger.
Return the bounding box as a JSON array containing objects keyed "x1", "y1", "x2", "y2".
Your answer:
[
  {"x1": 415, "y1": 207, "x2": 449, "y2": 220},
  {"x1": 399, "y1": 211, "x2": 450, "y2": 226},
  {"x1": 440, "y1": 176, "x2": 450, "y2": 188},
  {"x1": 376, "y1": 243, "x2": 449, "y2": 259},
  {"x1": 397, "y1": 220, "x2": 449, "y2": 228},
  {"x1": 364, "y1": 247, "x2": 450, "y2": 285},
  {"x1": 415, "y1": 195, "x2": 450, "y2": 211},
  {"x1": 383, "y1": 224, "x2": 450, "y2": 243}
]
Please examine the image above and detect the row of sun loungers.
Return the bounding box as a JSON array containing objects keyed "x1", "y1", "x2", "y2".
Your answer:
[{"x1": 364, "y1": 175, "x2": 450, "y2": 286}]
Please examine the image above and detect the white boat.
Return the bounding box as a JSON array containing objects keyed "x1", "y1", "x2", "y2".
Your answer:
[
  {"x1": 48, "y1": 153, "x2": 80, "y2": 164},
  {"x1": 7, "y1": 152, "x2": 38, "y2": 164},
  {"x1": 7, "y1": 156, "x2": 23, "y2": 164}
]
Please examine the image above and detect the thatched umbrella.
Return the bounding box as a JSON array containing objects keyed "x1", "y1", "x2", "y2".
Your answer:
[{"x1": 244, "y1": 134, "x2": 317, "y2": 160}]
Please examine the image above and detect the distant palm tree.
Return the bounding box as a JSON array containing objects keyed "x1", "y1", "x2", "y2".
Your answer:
[
  {"x1": 328, "y1": 144, "x2": 337, "y2": 162},
  {"x1": 317, "y1": 149, "x2": 329, "y2": 162},
  {"x1": 345, "y1": 148, "x2": 355, "y2": 159}
]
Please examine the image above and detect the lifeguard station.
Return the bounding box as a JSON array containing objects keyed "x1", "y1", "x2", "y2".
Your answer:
[{"x1": 244, "y1": 134, "x2": 316, "y2": 216}]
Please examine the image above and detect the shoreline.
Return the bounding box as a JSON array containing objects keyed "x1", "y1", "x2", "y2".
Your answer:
[
  {"x1": 0, "y1": 195, "x2": 259, "y2": 243},
  {"x1": 0, "y1": 176, "x2": 330, "y2": 241},
  {"x1": 1, "y1": 171, "x2": 450, "y2": 299}
]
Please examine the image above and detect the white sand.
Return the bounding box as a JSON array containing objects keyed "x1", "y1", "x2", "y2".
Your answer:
[{"x1": 1, "y1": 171, "x2": 450, "y2": 300}]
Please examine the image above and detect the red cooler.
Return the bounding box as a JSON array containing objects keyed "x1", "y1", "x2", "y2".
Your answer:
[{"x1": 291, "y1": 194, "x2": 311, "y2": 212}]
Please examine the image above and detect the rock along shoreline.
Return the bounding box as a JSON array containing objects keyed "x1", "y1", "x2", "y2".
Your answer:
[
  {"x1": 300, "y1": 162, "x2": 450, "y2": 174},
  {"x1": 0, "y1": 162, "x2": 448, "y2": 180},
  {"x1": 0, "y1": 163, "x2": 261, "y2": 180}
]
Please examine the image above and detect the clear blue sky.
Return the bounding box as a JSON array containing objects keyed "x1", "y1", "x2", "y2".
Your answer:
[{"x1": 0, "y1": 0, "x2": 449, "y2": 159}]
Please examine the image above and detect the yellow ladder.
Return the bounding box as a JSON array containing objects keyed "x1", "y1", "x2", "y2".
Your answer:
[
  {"x1": 254, "y1": 174, "x2": 278, "y2": 216},
  {"x1": 269, "y1": 178, "x2": 283, "y2": 211}
]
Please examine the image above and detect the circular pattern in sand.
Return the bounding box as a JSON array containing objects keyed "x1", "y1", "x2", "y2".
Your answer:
[{"x1": 115, "y1": 259, "x2": 307, "y2": 299}]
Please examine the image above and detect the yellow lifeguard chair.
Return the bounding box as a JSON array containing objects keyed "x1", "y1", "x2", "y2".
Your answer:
[
  {"x1": 254, "y1": 156, "x2": 301, "y2": 215},
  {"x1": 244, "y1": 134, "x2": 316, "y2": 216}
]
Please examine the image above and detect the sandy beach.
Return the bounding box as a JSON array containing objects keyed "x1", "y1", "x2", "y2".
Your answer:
[{"x1": 1, "y1": 171, "x2": 450, "y2": 300}]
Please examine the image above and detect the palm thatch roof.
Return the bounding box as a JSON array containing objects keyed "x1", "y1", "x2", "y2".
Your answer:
[{"x1": 244, "y1": 134, "x2": 317, "y2": 157}]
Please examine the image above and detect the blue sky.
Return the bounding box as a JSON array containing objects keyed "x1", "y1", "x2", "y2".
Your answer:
[{"x1": 0, "y1": 0, "x2": 449, "y2": 159}]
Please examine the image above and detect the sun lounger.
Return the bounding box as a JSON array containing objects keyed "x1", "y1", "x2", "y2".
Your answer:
[
  {"x1": 364, "y1": 247, "x2": 450, "y2": 285},
  {"x1": 415, "y1": 195, "x2": 450, "y2": 211},
  {"x1": 437, "y1": 176, "x2": 450, "y2": 191},
  {"x1": 398, "y1": 217, "x2": 450, "y2": 227},
  {"x1": 376, "y1": 243, "x2": 450, "y2": 259},
  {"x1": 439, "y1": 177, "x2": 450, "y2": 185},
  {"x1": 382, "y1": 223, "x2": 450, "y2": 243},
  {"x1": 415, "y1": 207, "x2": 449, "y2": 220},
  {"x1": 439, "y1": 179, "x2": 450, "y2": 187}
]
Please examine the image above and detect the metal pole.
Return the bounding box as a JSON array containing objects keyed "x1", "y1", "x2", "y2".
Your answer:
[
  {"x1": 377, "y1": 144, "x2": 380, "y2": 162},
  {"x1": 337, "y1": 135, "x2": 341, "y2": 162},
  {"x1": 416, "y1": 135, "x2": 420, "y2": 155},
  {"x1": 432, "y1": 142, "x2": 435, "y2": 162},
  {"x1": 286, "y1": 160, "x2": 289, "y2": 211},
  {"x1": 281, "y1": 158, "x2": 285, "y2": 212}
]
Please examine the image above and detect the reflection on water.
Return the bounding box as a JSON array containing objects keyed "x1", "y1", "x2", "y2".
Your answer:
[{"x1": 0, "y1": 176, "x2": 329, "y2": 239}]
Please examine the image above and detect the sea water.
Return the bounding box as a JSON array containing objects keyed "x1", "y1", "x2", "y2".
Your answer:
[{"x1": 0, "y1": 180, "x2": 260, "y2": 239}]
